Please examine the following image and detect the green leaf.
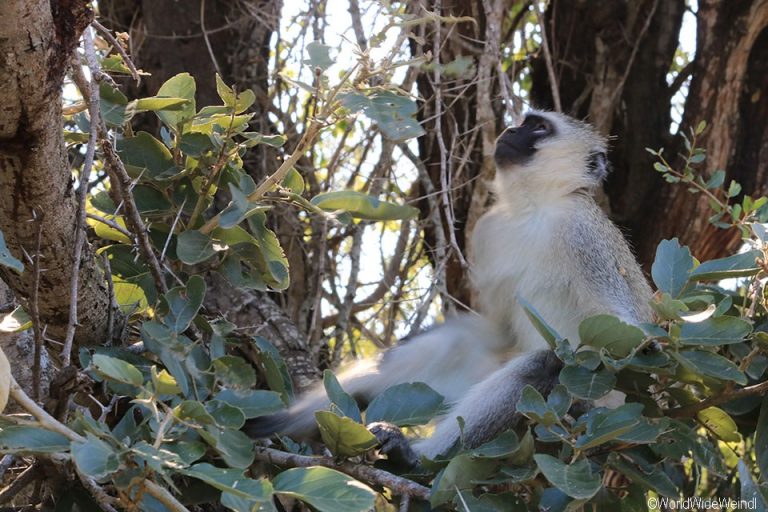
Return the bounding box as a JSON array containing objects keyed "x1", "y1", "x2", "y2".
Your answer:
[
  {"x1": 91, "y1": 353, "x2": 143, "y2": 387},
  {"x1": 214, "y1": 389, "x2": 285, "y2": 419},
  {"x1": 207, "y1": 401, "x2": 246, "y2": 429},
  {"x1": 430, "y1": 454, "x2": 499, "y2": 507},
  {"x1": 200, "y1": 426, "x2": 255, "y2": 468},
  {"x1": 242, "y1": 132, "x2": 287, "y2": 148},
  {"x1": 177, "y1": 230, "x2": 218, "y2": 265},
  {"x1": 117, "y1": 131, "x2": 179, "y2": 180},
  {"x1": 213, "y1": 355, "x2": 257, "y2": 389},
  {"x1": 516, "y1": 385, "x2": 559, "y2": 426},
  {"x1": 221, "y1": 478, "x2": 275, "y2": 512},
  {"x1": 651, "y1": 238, "x2": 693, "y2": 297},
  {"x1": 0, "y1": 426, "x2": 70, "y2": 454},
  {"x1": 310, "y1": 190, "x2": 418, "y2": 221},
  {"x1": 728, "y1": 180, "x2": 742, "y2": 198},
  {"x1": 71, "y1": 434, "x2": 119, "y2": 480},
  {"x1": 578, "y1": 315, "x2": 645, "y2": 357},
  {"x1": 469, "y1": 430, "x2": 521, "y2": 459},
  {"x1": 559, "y1": 366, "x2": 615, "y2": 400},
  {"x1": 281, "y1": 168, "x2": 305, "y2": 195},
  {"x1": 607, "y1": 453, "x2": 678, "y2": 498},
  {"x1": 128, "y1": 96, "x2": 190, "y2": 114},
  {"x1": 247, "y1": 211, "x2": 290, "y2": 290},
  {"x1": 215, "y1": 74, "x2": 256, "y2": 113},
  {"x1": 755, "y1": 395, "x2": 768, "y2": 479},
  {"x1": 272, "y1": 467, "x2": 376, "y2": 512},
  {"x1": 303, "y1": 41, "x2": 334, "y2": 71},
  {"x1": 679, "y1": 316, "x2": 752, "y2": 346},
  {"x1": 674, "y1": 349, "x2": 747, "y2": 384},
  {"x1": 159, "y1": 275, "x2": 206, "y2": 333},
  {"x1": 574, "y1": 403, "x2": 643, "y2": 449},
  {"x1": 689, "y1": 249, "x2": 761, "y2": 281},
  {"x1": 174, "y1": 400, "x2": 216, "y2": 425},
  {"x1": 141, "y1": 321, "x2": 192, "y2": 397},
  {"x1": 533, "y1": 454, "x2": 602, "y2": 500},
  {"x1": 323, "y1": 370, "x2": 361, "y2": 422},
  {"x1": 697, "y1": 407, "x2": 740, "y2": 442},
  {"x1": 99, "y1": 83, "x2": 128, "y2": 127},
  {"x1": 518, "y1": 298, "x2": 561, "y2": 349},
  {"x1": 706, "y1": 170, "x2": 725, "y2": 189},
  {"x1": 315, "y1": 411, "x2": 378, "y2": 458},
  {"x1": 253, "y1": 337, "x2": 294, "y2": 402},
  {"x1": 179, "y1": 132, "x2": 214, "y2": 157},
  {"x1": 547, "y1": 385, "x2": 572, "y2": 418},
  {"x1": 155, "y1": 73, "x2": 196, "y2": 128},
  {"x1": 738, "y1": 460, "x2": 768, "y2": 512},
  {"x1": 181, "y1": 463, "x2": 272, "y2": 500},
  {"x1": 365, "y1": 382, "x2": 444, "y2": 426},
  {"x1": 615, "y1": 417, "x2": 670, "y2": 443},
  {"x1": 0, "y1": 230, "x2": 23, "y2": 273},
  {"x1": 339, "y1": 91, "x2": 425, "y2": 141}
]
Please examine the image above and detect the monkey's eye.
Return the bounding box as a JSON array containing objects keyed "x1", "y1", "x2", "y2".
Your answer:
[{"x1": 532, "y1": 122, "x2": 551, "y2": 136}]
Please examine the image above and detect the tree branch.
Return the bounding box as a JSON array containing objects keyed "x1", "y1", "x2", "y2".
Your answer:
[{"x1": 255, "y1": 447, "x2": 430, "y2": 501}]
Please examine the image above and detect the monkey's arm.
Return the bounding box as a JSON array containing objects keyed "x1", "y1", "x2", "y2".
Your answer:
[
  {"x1": 370, "y1": 350, "x2": 562, "y2": 464},
  {"x1": 563, "y1": 204, "x2": 653, "y2": 326},
  {"x1": 245, "y1": 315, "x2": 507, "y2": 440}
]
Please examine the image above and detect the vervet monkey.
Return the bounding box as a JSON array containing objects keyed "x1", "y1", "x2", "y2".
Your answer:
[{"x1": 246, "y1": 111, "x2": 653, "y2": 464}]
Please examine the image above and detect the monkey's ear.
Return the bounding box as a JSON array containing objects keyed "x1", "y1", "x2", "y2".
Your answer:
[{"x1": 588, "y1": 151, "x2": 610, "y2": 183}]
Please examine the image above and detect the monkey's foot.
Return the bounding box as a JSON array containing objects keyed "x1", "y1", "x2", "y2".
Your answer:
[{"x1": 367, "y1": 421, "x2": 420, "y2": 468}]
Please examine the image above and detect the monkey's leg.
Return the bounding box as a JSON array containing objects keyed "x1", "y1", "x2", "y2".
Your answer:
[{"x1": 410, "y1": 350, "x2": 563, "y2": 461}]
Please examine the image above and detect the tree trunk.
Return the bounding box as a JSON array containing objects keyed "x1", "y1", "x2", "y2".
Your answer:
[
  {"x1": 635, "y1": 0, "x2": 768, "y2": 264},
  {"x1": 0, "y1": 0, "x2": 115, "y2": 347},
  {"x1": 530, "y1": 0, "x2": 768, "y2": 268}
]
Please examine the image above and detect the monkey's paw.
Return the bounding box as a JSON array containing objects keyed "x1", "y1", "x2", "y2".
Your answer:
[{"x1": 367, "y1": 421, "x2": 420, "y2": 468}]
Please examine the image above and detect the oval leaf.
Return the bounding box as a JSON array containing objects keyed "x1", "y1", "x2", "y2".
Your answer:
[
  {"x1": 365, "y1": 382, "x2": 444, "y2": 426},
  {"x1": 272, "y1": 467, "x2": 376, "y2": 512},
  {"x1": 311, "y1": 191, "x2": 418, "y2": 221}
]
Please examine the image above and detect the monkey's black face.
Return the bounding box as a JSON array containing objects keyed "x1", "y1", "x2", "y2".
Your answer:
[{"x1": 494, "y1": 115, "x2": 555, "y2": 168}]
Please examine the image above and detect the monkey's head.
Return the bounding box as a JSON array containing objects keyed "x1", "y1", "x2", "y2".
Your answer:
[{"x1": 493, "y1": 111, "x2": 608, "y2": 199}]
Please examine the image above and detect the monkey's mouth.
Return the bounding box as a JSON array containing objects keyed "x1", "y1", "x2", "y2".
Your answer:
[{"x1": 494, "y1": 139, "x2": 536, "y2": 167}]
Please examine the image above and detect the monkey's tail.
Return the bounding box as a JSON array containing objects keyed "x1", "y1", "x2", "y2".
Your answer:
[{"x1": 243, "y1": 314, "x2": 509, "y2": 440}]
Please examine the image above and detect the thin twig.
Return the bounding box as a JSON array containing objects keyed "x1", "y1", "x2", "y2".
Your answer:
[
  {"x1": 535, "y1": 5, "x2": 562, "y2": 112},
  {"x1": 199, "y1": 0, "x2": 223, "y2": 77},
  {"x1": 62, "y1": 27, "x2": 100, "y2": 366},
  {"x1": 431, "y1": 0, "x2": 468, "y2": 272},
  {"x1": 0, "y1": 455, "x2": 15, "y2": 481},
  {"x1": 92, "y1": 19, "x2": 140, "y2": 84},
  {"x1": 99, "y1": 134, "x2": 169, "y2": 295},
  {"x1": 0, "y1": 462, "x2": 39, "y2": 505},
  {"x1": 666, "y1": 379, "x2": 768, "y2": 418},
  {"x1": 255, "y1": 447, "x2": 430, "y2": 501},
  {"x1": 86, "y1": 212, "x2": 134, "y2": 238},
  {"x1": 74, "y1": 466, "x2": 119, "y2": 512}
]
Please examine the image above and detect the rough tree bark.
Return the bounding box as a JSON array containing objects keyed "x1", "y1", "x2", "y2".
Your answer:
[
  {"x1": 531, "y1": 0, "x2": 768, "y2": 267},
  {"x1": 0, "y1": 0, "x2": 115, "y2": 347},
  {"x1": 636, "y1": 0, "x2": 768, "y2": 264}
]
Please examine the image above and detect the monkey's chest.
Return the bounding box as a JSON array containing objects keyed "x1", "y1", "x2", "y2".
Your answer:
[{"x1": 471, "y1": 212, "x2": 582, "y2": 350}]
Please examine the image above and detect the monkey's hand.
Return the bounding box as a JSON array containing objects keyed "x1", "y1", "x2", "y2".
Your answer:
[{"x1": 367, "y1": 422, "x2": 420, "y2": 468}]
